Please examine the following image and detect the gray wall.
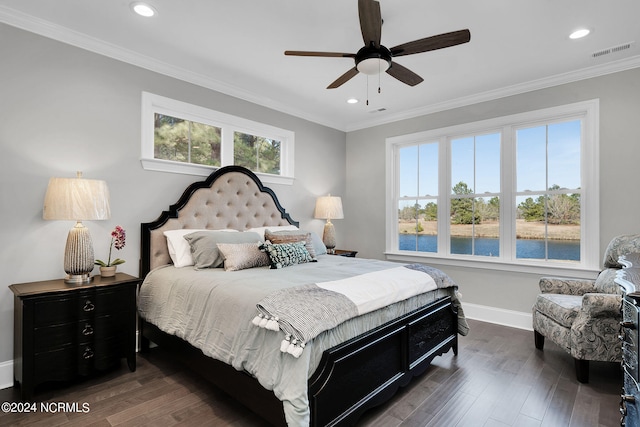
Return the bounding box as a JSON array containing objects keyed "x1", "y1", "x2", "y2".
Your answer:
[
  {"x1": 344, "y1": 67, "x2": 640, "y2": 314},
  {"x1": 0, "y1": 24, "x2": 346, "y2": 369}
]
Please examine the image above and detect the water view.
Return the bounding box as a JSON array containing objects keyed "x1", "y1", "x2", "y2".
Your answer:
[{"x1": 399, "y1": 234, "x2": 580, "y2": 261}]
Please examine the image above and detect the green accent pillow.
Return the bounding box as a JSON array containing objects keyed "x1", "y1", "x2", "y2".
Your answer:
[{"x1": 260, "y1": 241, "x2": 314, "y2": 269}]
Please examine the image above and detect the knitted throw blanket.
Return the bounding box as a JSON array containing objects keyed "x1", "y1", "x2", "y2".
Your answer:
[{"x1": 253, "y1": 263, "x2": 454, "y2": 358}]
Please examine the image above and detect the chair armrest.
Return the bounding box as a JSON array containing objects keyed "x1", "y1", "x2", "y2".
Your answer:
[
  {"x1": 581, "y1": 293, "x2": 622, "y2": 317},
  {"x1": 539, "y1": 277, "x2": 596, "y2": 295}
]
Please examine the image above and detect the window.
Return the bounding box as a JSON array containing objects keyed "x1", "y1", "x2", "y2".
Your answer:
[
  {"x1": 386, "y1": 100, "x2": 599, "y2": 271},
  {"x1": 141, "y1": 92, "x2": 294, "y2": 185}
]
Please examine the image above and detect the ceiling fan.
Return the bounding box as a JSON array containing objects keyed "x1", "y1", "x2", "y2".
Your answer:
[{"x1": 284, "y1": 0, "x2": 470, "y2": 89}]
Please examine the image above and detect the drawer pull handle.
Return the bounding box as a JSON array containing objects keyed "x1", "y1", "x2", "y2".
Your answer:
[
  {"x1": 83, "y1": 300, "x2": 95, "y2": 312},
  {"x1": 83, "y1": 347, "x2": 94, "y2": 360},
  {"x1": 82, "y1": 324, "x2": 94, "y2": 336},
  {"x1": 621, "y1": 321, "x2": 636, "y2": 329}
]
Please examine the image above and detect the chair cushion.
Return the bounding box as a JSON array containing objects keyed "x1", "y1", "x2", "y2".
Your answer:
[
  {"x1": 534, "y1": 294, "x2": 582, "y2": 328},
  {"x1": 594, "y1": 268, "x2": 624, "y2": 295}
]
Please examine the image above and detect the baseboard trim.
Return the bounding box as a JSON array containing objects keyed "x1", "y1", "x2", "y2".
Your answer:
[
  {"x1": 463, "y1": 303, "x2": 533, "y2": 331},
  {"x1": 0, "y1": 360, "x2": 13, "y2": 390}
]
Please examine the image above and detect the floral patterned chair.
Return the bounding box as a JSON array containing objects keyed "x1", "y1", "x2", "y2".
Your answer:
[{"x1": 532, "y1": 234, "x2": 640, "y2": 383}]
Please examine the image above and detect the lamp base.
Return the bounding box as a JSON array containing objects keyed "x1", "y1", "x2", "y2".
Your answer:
[
  {"x1": 64, "y1": 273, "x2": 93, "y2": 285},
  {"x1": 323, "y1": 220, "x2": 337, "y2": 254},
  {"x1": 63, "y1": 221, "x2": 95, "y2": 285}
]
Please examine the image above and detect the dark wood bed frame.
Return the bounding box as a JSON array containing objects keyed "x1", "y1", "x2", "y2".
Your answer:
[{"x1": 139, "y1": 166, "x2": 459, "y2": 426}]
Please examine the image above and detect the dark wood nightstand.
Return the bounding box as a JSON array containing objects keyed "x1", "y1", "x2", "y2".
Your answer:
[
  {"x1": 330, "y1": 249, "x2": 358, "y2": 257},
  {"x1": 9, "y1": 272, "x2": 139, "y2": 400}
]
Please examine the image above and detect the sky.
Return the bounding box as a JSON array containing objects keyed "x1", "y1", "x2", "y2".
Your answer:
[{"x1": 399, "y1": 119, "x2": 581, "y2": 201}]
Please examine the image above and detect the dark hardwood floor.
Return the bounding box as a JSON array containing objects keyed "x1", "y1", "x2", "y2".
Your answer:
[{"x1": 0, "y1": 319, "x2": 621, "y2": 426}]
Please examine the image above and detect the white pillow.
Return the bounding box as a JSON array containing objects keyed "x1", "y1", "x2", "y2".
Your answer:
[
  {"x1": 245, "y1": 224, "x2": 298, "y2": 241},
  {"x1": 163, "y1": 228, "x2": 238, "y2": 267}
]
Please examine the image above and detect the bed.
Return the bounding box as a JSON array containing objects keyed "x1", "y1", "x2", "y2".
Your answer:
[{"x1": 138, "y1": 165, "x2": 467, "y2": 427}]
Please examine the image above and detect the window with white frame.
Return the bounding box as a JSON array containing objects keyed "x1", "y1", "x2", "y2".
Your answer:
[
  {"x1": 386, "y1": 100, "x2": 599, "y2": 270},
  {"x1": 140, "y1": 92, "x2": 294, "y2": 185}
]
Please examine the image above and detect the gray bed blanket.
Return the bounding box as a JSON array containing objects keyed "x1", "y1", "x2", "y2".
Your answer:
[{"x1": 254, "y1": 263, "x2": 467, "y2": 358}]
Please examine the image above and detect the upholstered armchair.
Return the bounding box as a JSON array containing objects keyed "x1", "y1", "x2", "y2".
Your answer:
[{"x1": 532, "y1": 234, "x2": 640, "y2": 383}]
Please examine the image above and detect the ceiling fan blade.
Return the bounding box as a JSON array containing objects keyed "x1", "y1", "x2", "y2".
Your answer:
[
  {"x1": 358, "y1": 0, "x2": 382, "y2": 48},
  {"x1": 285, "y1": 50, "x2": 356, "y2": 58},
  {"x1": 327, "y1": 67, "x2": 359, "y2": 89},
  {"x1": 390, "y1": 29, "x2": 471, "y2": 57},
  {"x1": 386, "y1": 62, "x2": 424, "y2": 86}
]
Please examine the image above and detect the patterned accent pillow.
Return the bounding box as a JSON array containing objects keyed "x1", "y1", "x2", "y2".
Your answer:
[
  {"x1": 265, "y1": 229, "x2": 317, "y2": 259},
  {"x1": 216, "y1": 242, "x2": 270, "y2": 271},
  {"x1": 260, "y1": 241, "x2": 315, "y2": 269}
]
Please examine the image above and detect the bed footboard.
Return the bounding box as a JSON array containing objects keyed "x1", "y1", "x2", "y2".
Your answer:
[{"x1": 308, "y1": 296, "x2": 457, "y2": 427}]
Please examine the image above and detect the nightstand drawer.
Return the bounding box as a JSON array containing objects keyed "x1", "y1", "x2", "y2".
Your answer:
[
  {"x1": 32, "y1": 292, "x2": 94, "y2": 327},
  {"x1": 93, "y1": 287, "x2": 136, "y2": 316},
  {"x1": 34, "y1": 321, "x2": 94, "y2": 352},
  {"x1": 34, "y1": 345, "x2": 95, "y2": 380}
]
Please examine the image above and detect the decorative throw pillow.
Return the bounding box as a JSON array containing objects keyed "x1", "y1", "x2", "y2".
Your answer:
[
  {"x1": 246, "y1": 225, "x2": 299, "y2": 241},
  {"x1": 265, "y1": 229, "x2": 317, "y2": 259},
  {"x1": 184, "y1": 231, "x2": 262, "y2": 269},
  {"x1": 164, "y1": 229, "x2": 238, "y2": 268},
  {"x1": 216, "y1": 242, "x2": 270, "y2": 271},
  {"x1": 260, "y1": 241, "x2": 314, "y2": 269},
  {"x1": 309, "y1": 231, "x2": 327, "y2": 256}
]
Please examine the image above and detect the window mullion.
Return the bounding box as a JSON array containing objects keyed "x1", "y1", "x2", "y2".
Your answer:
[
  {"x1": 221, "y1": 129, "x2": 234, "y2": 166},
  {"x1": 501, "y1": 126, "x2": 514, "y2": 261},
  {"x1": 439, "y1": 137, "x2": 451, "y2": 255}
]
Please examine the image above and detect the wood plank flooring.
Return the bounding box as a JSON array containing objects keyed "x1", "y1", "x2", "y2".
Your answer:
[{"x1": 0, "y1": 320, "x2": 622, "y2": 426}]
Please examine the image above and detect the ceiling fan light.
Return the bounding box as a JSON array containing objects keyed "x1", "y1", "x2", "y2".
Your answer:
[{"x1": 357, "y1": 57, "x2": 391, "y2": 75}]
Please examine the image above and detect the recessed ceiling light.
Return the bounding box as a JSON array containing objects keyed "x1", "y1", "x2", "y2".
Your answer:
[
  {"x1": 131, "y1": 2, "x2": 157, "y2": 17},
  {"x1": 569, "y1": 28, "x2": 590, "y2": 39},
  {"x1": 347, "y1": 98, "x2": 359, "y2": 104}
]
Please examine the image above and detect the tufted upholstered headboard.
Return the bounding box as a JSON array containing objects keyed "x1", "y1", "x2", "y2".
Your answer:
[{"x1": 140, "y1": 166, "x2": 298, "y2": 277}]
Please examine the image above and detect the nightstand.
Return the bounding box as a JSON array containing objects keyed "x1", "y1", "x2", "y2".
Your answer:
[
  {"x1": 9, "y1": 272, "x2": 139, "y2": 400},
  {"x1": 330, "y1": 249, "x2": 358, "y2": 257}
]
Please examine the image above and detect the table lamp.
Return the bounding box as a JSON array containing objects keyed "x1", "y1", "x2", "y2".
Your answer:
[
  {"x1": 314, "y1": 195, "x2": 344, "y2": 254},
  {"x1": 43, "y1": 172, "x2": 111, "y2": 284}
]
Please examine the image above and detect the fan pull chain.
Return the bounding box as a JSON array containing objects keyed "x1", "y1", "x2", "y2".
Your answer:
[
  {"x1": 378, "y1": 60, "x2": 382, "y2": 94},
  {"x1": 366, "y1": 75, "x2": 369, "y2": 106}
]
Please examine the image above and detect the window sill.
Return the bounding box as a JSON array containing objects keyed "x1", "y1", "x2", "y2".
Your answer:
[
  {"x1": 140, "y1": 158, "x2": 294, "y2": 186},
  {"x1": 384, "y1": 251, "x2": 600, "y2": 279}
]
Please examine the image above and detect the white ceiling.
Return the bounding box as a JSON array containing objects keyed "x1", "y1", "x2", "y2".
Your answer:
[{"x1": 1, "y1": 0, "x2": 639, "y2": 131}]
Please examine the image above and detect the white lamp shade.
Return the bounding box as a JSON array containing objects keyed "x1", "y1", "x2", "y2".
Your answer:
[
  {"x1": 314, "y1": 196, "x2": 344, "y2": 220},
  {"x1": 43, "y1": 176, "x2": 111, "y2": 221}
]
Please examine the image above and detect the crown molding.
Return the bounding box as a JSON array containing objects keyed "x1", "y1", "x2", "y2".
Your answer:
[
  {"x1": 0, "y1": 6, "x2": 340, "y2": 130},
  {"x1": 2, "y1": 5, "x2": 640, "y2": 133},
  {"x1": 345, "y1": 54, "x2": 640, "y2": 132}
]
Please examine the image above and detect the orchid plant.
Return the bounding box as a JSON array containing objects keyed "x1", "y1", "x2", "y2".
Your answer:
[{"x1": 95, "y1": 225, "x2": 126, "y2": 267}]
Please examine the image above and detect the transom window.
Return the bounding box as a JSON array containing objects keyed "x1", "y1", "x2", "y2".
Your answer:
[
  {"x1": 141, "y1": 92, "x2": 294, "y2": 185},
  {"x1": 386, "y1": 100, "x2": 599, "y2": 270}
]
